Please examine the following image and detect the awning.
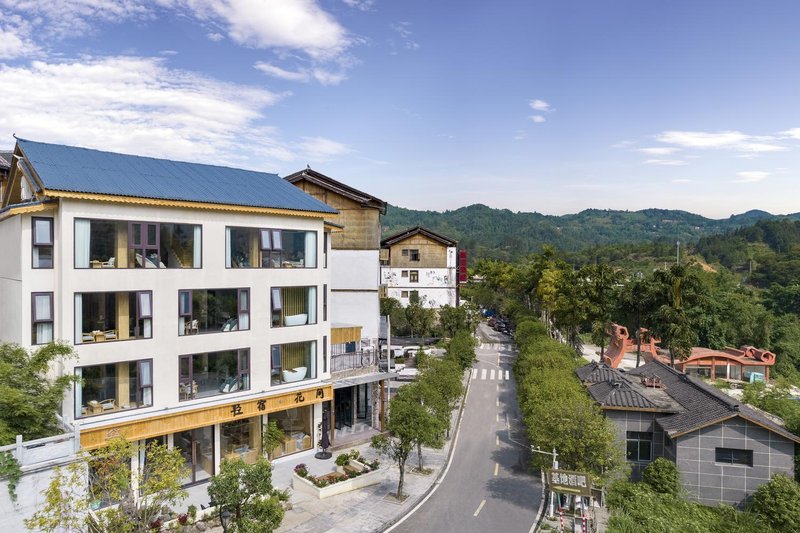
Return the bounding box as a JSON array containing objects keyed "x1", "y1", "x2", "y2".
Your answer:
[{"x1": 329, "y1": 372, "x2": 397, "y2": 390}]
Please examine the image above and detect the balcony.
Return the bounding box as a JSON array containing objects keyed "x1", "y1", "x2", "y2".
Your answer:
[
  {"x1": 271, "y1": 341, "x2": 317, "y2": 386},
  {"x1": 271, "y1": 286, "x2": 317, "y2": 327},
  {"x1": 75, "y1": 360, "x2": 153, "y2": 418},
  {"x1": 330, "y1": 350, "x2": 378, "y2": 374},
  {"x1": 226, "y1": 227, "x2": 317, "y2": 268},
  {"x1": 75, "y1": 291, "x2": 152, "y2": 344}
]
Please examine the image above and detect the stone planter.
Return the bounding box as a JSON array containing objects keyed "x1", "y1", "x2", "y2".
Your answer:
[{"x1": 293, "y1": 461, "x2": 381, "y2": 499}]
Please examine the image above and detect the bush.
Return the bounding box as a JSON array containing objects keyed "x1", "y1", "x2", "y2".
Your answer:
[
  {"x1": 642, "y1": 458, "x2": 680, "y2": 496},
  {"x1": 751, "y1": 473, "x2": 800, "y2": 532},
  {"x1": 335, "y1": 454, "x2": 350, "y2": 467}
]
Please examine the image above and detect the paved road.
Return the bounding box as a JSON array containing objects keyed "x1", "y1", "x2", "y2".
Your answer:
[{"x1": 391, "y1": 324, "x2": 542, "y2": 533}]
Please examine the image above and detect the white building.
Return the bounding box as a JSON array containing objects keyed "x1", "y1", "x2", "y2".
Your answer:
[
  {"x1": 0, "y1": 138, "x2": 344, "y2": 488},
  {"x1": 380, "y1": 226, "x2": 458, "y2": 309}
]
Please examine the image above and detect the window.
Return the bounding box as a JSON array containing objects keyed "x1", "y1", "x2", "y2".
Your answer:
[
  {"x1": 715, "y1": 448, "x2": 753, "y2": 466},
  {"x1": 178, "y1": 288, "x2": 249, "y2": 335},
  {"x1": 401, "y1": 249, "x2": 409, "y2": 257},
  {"x1": 271, "y1": 341, "x2": 317, "y2": 385},
  {"x1": 75, "y1": 359, "x2": 153, "y2": 418},
  {"x1": 323, "y1": 284, "x2": 327, "y2": 322},
  {"x1": 75, "y1": 291, "x2": 152, "y2": 343},
  {"x1": 323, "y1": 232, "x2": 328, "y2": 269},
  {"x1": 401, "y1": 270, "x2": 408, "y2": 278},
  {"x1": 221, "y1": 418, "x2": 261, "y2": 464},
  {"x1": 179, "y1": 349, "x2": 250, "y2": 401},
  {"x1": 410, "y1": 290, "x2": 419, "y2": 300},
  {"x1": 410, "y1": 249, "x2": 420, "y2": 261},
  {"x1": 268, "y1": 406, "x2": 313, "y2": 457},
  {"x1": 74, "y1": 218, "x2": 201, "y2": 269},
  {"x1": 323, "y1": 335, "x2": 328, "y2": 373},
  {"x1": 626, "y1": 431, "x2": 652, "y2": 462},
  {"x1": 32, "y1": 217, "x2": 54, "y2": 268},
  {"x1": 410, "y1": 270, "x2": 419, "y2": 282},
  {"x1": 743, "y1": 366, "x2": 766, "y2": 382},
  {"x1": 401, "y1": 291, "x2": 409, "y2": 298},
  {"x1": 271, "y1": 286, "x2": 317, "y2": 327},
  {"x1": 226, "y1": 227, "x2": 317, "y2": 268},
  {"x1": 32, "y1": 292, "x2": 54, "y2": 344}
]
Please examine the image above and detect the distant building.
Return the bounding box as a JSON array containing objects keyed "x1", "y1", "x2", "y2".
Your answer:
[
  {"x1": 577, "y1": 360, "x2": 799, "y2": 507},
  {"x1": 380, "y1": 226, "x2": 458, "y2": 308}
]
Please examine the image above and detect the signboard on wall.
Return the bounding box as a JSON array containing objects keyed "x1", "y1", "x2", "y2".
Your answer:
[{"x1": 458, "y1": 249, "x2": 468, "y2": 283}]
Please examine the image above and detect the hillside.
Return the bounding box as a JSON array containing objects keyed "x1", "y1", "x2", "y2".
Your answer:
[{"x1": 381, "y1": 204, "x2": 800, "y2": 261}]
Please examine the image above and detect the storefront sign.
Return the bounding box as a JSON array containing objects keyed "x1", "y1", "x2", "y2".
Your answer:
[
  {"x1": 80, "y1": 384, "x2": 333, "y2": 449},
  {"x1": 546, "y1": 469, "x2": 592, "y2": 497}
]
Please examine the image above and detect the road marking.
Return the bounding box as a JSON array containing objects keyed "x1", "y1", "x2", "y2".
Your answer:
[
  {"x1": 496, "y1": 413, "x2": 500, "y2": 422},
  {"x1": 481, "y1": 368, "x2": 487, "y2": 380},
  {"x1": 490, "y1": 369, "x2": 495, "y2": 380},
  {"x1": 505, "y1": 370, "x2": 510, "y2": 380},
  {"x1": 473, "y1": 499, "x2": 486, "y2": 517},
  {"x1": 496, "y1": 435, "x2": 499, "y2": 446},
  {"x1": 496, "y1": 398, "x2": 499, "y2": 407},
  {"x1": 471, "y1": 368, "x2": 477, "y2": 379},
  {"x1": 494, "y1": 463, "x2": 499, "y2": 476}
]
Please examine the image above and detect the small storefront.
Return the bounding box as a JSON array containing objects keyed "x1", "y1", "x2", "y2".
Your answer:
[{"x1": 81, "y1": 384, "x2": 333, "y2": 486}]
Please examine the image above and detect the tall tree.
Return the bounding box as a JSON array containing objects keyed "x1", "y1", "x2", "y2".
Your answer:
[
  {"x1": 208, "y1": 457, "x2": 284, "y2": 533},
  {"x1": 581, "y1": 263, "x2": 622, "y2": 357}
]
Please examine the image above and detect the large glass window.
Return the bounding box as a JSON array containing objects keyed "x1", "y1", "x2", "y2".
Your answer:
[
  {"x1": 178, "y1": 288, "x2": 249, "y2": 335},
  {"x1": 74, "y1": 218, "x2": 201, "y2": 269},
  {"x1": 32, "y1": 217, "x2": 54, "y2": 268},
  {"x1": 269, "y1": 406, "x2": 313, "y2": 457},
  {"x1": 221, "y1": 418, "x2": 262, "y2": 465},
  {"x1": 31, "y1": 292, "x2": 54, "y2": 345},
  {"x1": 271, "y1": 341, "x2": 317, "y2": 386},
  {"x1": 178, "y1": 349, "x2": 250, "y2": 401},
  {"x1": 715, "y1": 448, "x2": 753, "y2": 466},
  {"x1": 743, "y1": 366, "x2": 767, "y2": 382},
  {"x1": 226, "y1": 227, "x2": 317, "y2": 268},
  {"x1": 75, "y1": 291, "x2": 152, "y2": 343},
  {"x1": 626, "y1": 431, "x2": 653, "y2": 462},
  {"x1": 271, "y1": 286, "x2": 317, "y2": 327},
  {"x1": 75, "y1": 360, "x2": 153, "y2": 418}
]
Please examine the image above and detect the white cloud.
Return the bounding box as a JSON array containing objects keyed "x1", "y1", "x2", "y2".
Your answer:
[
  {"x1": 611, "y1": 140, "x2": 636, "y2": 149},
  {"x1": 529, "y1": 115, "x2": 546, "y2": 124},
  {"x1": 656, "y1": 130, "x2": 785, "y2": 153},
  {"x1": 638, "y1": 147, "x2": 677, "y2": 156},
  {"x1": 529, "y1": 99, "x2": 550, "y2": 112},
  {"x1": 672, "y1": 179, "x2": 691, "y2": 183},
  {"x1": 0, "y1": 56, "x2": 309, "y2": 166},
  {"x1": 513, "y1": 130, "x2": 527, "y2": 141},
  {"x1": 389, "y1": 21, "x2": 419, "y2": 52},
  {"x1": 343, "y1": 0, "x2": 374, "y2": 11},
  {"x1": 0, "y1": 16, "x2": 39, "y2": 59},
  {"x1": 781, "y1": 127, "x2": 800, "y2": 139},
  {"x1": 254, "y1": 61, "x2": 310, "y2": 82},
  {"x1": 297, "y1": 136, "x2": 351, "y2": 160},
  {"x1": 644, "y1": 159, "x2": 687, "y2": 166},
  {"x1": 733, "y1": 171, "x2": 769, "y2": 183},
  {"x1": 207, "y1": 32, "x2": 224, "y2": 42}
]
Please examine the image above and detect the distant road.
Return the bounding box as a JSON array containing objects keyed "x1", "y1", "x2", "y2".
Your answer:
[{"x1": 390, "y1": 324, "x2": 542, "y2": 533}]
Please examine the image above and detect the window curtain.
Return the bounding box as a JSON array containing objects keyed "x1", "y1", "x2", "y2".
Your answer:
[
  {"x1": 35, "y1": 294, "x2": 53, "y2": 343},
  {"x1": 304, "y1": 232, "x2": 317, "y2": 268},
  {"x1": 307, "y1": 287, "x2": 317, "y2": 324},
  {"x1": 193, "y1": 225, "x2": 202, "y2": 268},
  {"x1": 74, "y1": 294, "x2": 83, "y2": 344},
  {"x1": 225, "y1": 227, "x2": 232, "y2": 268},
  {"x1": 238, "y1": 309, "x2": 249, "y2": 330},
  {"x1": 308, "y1": 341, "x2": 317, "y2": 379},
  {"x1": 142, "y1": 318, "x2": 152, "y2": 338},
  {"x1": 74, "y1": 367, "x2": 82, "y2": 418},
  {"x1": 74, "y1": 219, "x2": 91, "y2": 268},
  {"x1": 140, "y1": 361, "x2": 153, "y2": 406}
]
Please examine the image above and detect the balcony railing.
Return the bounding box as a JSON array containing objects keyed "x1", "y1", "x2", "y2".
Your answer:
[{"x1": 331, "y1": 350, "x2": 378, "y2": 373}]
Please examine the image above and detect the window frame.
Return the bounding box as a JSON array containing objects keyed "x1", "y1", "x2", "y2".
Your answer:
[
  {"x1": 129, "y1": 222, "x2": 161, "y2": 268},
  {"x1": 410, "y1": 270, "x2": 419, "y2": 282},
  {"x1": 410, "y1": 249, "x2": 420, "y2": 262},
  {"x1": 31, "y1": 292, "x2": 55, "y2": 345},
  {"x1": 401, "y1": 270, "x2": 408, "y2": 278},
  {"x1": 135, "y1": 290, "x2": 153, "y2": 339},
  {"x1": 74, "y1": 358, "x2": 154, "y2": 419},
  {"x1": 31, "y1": 217, "x2": 54, "y2": 269},
  {"x1": 715, "y1": 447, "x2": 753, "y2": 467},
  {"x1": 178, "y1": 349, "x2": 250, "y2": 401},
  {"x1": 178, "y1": 288, "x2": 250, "y2": 335},
  {"x1": 625, "y1": 431, "x2": 653, "y2": 462}
]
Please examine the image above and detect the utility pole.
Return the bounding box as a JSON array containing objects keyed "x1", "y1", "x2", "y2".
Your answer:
[
  {"x1": 532, "y1": 446, "x2": 559, "y2": 517},
  {"x1": 676, "y1": 240, "x2": 680, "y2": 266}
]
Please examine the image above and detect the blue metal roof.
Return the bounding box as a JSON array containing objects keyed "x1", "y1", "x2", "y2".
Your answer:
[{"x1": 16, "y1": 138, "x2": 337, "y2": 214}]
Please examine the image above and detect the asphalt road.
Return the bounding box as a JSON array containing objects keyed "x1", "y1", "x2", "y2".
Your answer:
[{"x1": 391, "y1": 324, "x2": 542, "y2": 533}]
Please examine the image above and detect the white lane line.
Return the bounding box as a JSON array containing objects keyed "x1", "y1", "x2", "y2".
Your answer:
[
  {"x1": 494, "y1": 463, "x2": 499, "y2": 476},
  {"x1": 490, "y1": 369, "x2": 496, "y2": 380},
  {"x1": 473, "y1": 499, "x2": 487, "y2": 517},
  {"x1": 496, "y1": 413, "x2": 500, "y2": 422},
  {"x1": 505, "y1": 370, "x2": 510, "y2": 380},
  {"x1": 471, "y1": 368, "x2": 478, "y2": 379},
  {"x1": 496, "y1": 398, "x2": 499, "y2": 407},
  {"x1": 481, "y1": 368, "x2": 487, "y2": 380},
  {"x1": 496, "y1": 435, "x2": 499, "y2": 446}
]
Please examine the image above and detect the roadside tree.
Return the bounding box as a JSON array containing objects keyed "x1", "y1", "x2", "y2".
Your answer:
[{"x1": 208, "y1": 457, "x2": 284, "y2": 533}]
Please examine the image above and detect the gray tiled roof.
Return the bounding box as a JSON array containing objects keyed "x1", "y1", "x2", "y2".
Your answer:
[
  {"x1": 16, "y1": 138, "x2": 337, "y2": 214},
  {"x1": 576, "y1": 362, "x2": 620, "y2": 383},
  {"x1": 587, "y1": 380, "x2": 660, "y2": 410}
]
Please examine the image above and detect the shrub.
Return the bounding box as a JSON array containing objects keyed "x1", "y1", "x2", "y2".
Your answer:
[
  {"x1": 177, "y1": 513, "x2": 189, "y2": 525},
  {"x1": 187, "y1": 504, "x2": 197, "y2": 520},
  {"x1": 294, "y1": 463, "x2": 308, "y2": 477},
  {"x1": 642, "y1": 458, "x2": 680, "y2": 496},
  {"x1": 751, "y1": 473, "x2": 800, "y2": 532},
  {"x1": 349, "y1": 449, "x2": 361, "y2": 461},
  {"x1": 335, "y1": 453, "x2": 350, "y2": 467}
]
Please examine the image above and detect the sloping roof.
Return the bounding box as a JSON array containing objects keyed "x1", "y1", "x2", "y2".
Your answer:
[
  {"x1": 284, "y1": 167, "x2": 387, "y2": 213},
  {"x1": 15, "y1": 138, "x2": 337, "y2": 214},
  {"x1": 577, "y1": 362, "x2": 620, "y2": 383},
  {"x1": 381, "y1": 225, "x2": 457, "y2": 247},
  {"x1": 0, "y1": 150, "x2": 12, "y2": 170},
  {"x1": 587, "y1": 380, "x2": 661, "y2": 410},
  {"x1": 627, "y1": 361, "x2": 800, "y2": 442}
]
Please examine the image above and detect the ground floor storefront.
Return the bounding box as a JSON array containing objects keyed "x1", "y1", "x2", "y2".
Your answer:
[{"x1": 331, "y1": 378, "x2": 387, "y2": 448}]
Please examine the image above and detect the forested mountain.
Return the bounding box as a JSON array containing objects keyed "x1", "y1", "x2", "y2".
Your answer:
[{"x1": 381, "y1": 204, "x2": 800, "y2": 261}]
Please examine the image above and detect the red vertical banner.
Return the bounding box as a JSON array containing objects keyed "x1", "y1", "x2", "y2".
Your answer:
[{"x1": 458, "y1": 249, "x2": 468, "y2": 283}]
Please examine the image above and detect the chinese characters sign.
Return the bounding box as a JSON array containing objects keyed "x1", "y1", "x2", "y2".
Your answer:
[{"x1": 546, "y1": 469, "x2": 592, "y2": 496}]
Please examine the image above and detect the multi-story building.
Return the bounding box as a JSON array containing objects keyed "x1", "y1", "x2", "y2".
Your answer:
[
  {"x1": 380, "y1": 226, "x2": 458, "y2": 308},
  {"x1": 285, "y1": 168, "x2": 391, "y2": 445},
  {"x1": 0, "y1": 138, "x2": 344, "y2": 486}
]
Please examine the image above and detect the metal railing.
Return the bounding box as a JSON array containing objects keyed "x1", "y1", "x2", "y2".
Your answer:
[{"x1": 331, "y1": 350, "x2": 378, "y2": 373}]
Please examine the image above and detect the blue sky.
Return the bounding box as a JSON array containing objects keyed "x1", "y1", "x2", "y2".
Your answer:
[{"x1": 1, "y1": 1, "x2": 798, "y2": 218}]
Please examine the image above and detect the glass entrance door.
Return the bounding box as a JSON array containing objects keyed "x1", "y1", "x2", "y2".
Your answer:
[
  {"x1": 174, "y1": 426, "x2": 214, "y2": 485},
  {"x1": 356, "y1": 384, "x2": 368, "y2": 420},
  {"x1": 334, "y1": 388, "x2": 353, "y2": 429}
]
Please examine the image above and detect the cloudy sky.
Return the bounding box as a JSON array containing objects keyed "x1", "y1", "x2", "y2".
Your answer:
[{"x1": 1, "y1": 1, "x2": 799, "y2": 218}]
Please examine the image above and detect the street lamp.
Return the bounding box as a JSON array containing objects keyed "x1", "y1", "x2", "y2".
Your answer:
[
  {"x1": 531, "y1": 446, "x2": 559, "y2": 517},
  {"x1": 220, "y1": 510, "x2": 231, "y2": 532}
]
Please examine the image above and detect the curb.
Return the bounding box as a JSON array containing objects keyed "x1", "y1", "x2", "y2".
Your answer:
[{"x1": 378, "y1": 364, "x2": 474, "y2": 532}]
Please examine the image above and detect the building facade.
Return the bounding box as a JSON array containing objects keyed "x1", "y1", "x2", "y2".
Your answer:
[
  {"x1": 577, "y1": 361, "x2": 799, "y2": 507},
  {"x1": 380, "y1": 226, "x2": 458, "y2": 309},
  {"x1": 0, "y1": 138, "x2": 345, "y2": 488},
  {"x1": 285, "y1": 168, "x2": 391, "y2": 445}
]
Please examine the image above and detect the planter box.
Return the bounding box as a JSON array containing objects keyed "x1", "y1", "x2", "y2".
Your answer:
[{"x1": 293, "y1": 462, "x2": 381, "y2": 499}]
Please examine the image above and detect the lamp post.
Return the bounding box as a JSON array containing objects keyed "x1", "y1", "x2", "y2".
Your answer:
[
  {"x1": 532, "y1": 446, "x2": 559, "y2": 517},
  {"x1": 220, "y1": 510, "x2": 231, "y2": 533}
]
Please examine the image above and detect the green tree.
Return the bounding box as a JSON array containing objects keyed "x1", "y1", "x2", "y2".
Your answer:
[
  {"x1": 580, "y1": 263, "x2": 621, "y2": 358},
  {"x1": 0, "y1": 342, "x2": 79, "y2": 445},
  {"x1": 405, "y1": 293, "x2": 436, "y2": 344},
  {"x1": 641, "y1": 457, "x2": 680, "y2": 496},
  {"x1": 438, "y1": 305, "x2": 467, "y2": 338},
  {"x1": 398, "y1": 381, "x2": 450, "y2": 470},
  {"x1": 262, "y1": 420, "x2": 286, "y2": 460},
  {"x1": 446, "y1": 330, "x2": 477, "y2": 370},
  {"x1": 208, "y1": 457, "x2": 284, "y2": 533},
  {"x1": 24, "y1": 462, "x2": 87, "y2": 533},
  {"x1": 751, "y1": 473, "x2": 800, "y2": 532}
]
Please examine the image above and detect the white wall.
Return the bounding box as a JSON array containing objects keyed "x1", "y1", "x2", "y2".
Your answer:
[
  {"x1": 13, "y1": 198, "x2": 331, "y2": 431},
  {"x1": 329, "y1": 249, "x2": 379, "y2": 338},
  {"x1": 331, "y1": 291, "x2": 380, "y2": 339},
  {"x1": 0, "y1": 215, "x2": 22, "y2": 343}
]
